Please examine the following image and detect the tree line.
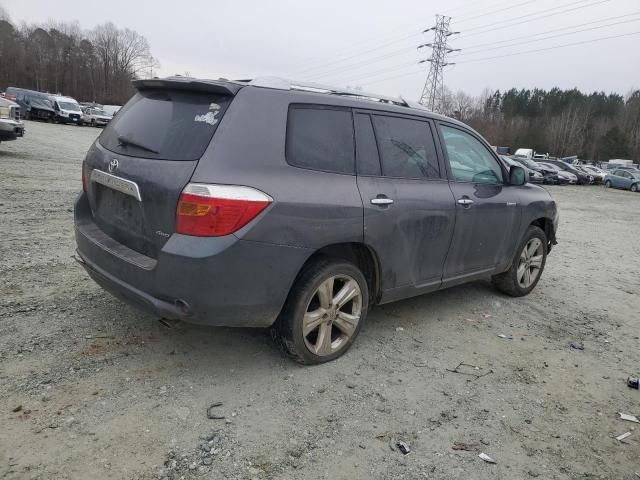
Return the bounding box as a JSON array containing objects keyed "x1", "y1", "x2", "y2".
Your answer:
[
  {"x1": 441, "y1": 87, "x2": 640, "y2": 161},
  {"x1": 0, "y1": 7, "x2": 157, "y2": 105}
]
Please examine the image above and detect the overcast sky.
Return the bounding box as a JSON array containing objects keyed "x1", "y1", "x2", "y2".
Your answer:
[{"x1": 3, "y1": 0, "x2": 639, "y2": 99}]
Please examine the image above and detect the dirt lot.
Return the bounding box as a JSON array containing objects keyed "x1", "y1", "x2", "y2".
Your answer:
[{"x1": 1, "y1": 120, "x2": 639, "y2": 480}]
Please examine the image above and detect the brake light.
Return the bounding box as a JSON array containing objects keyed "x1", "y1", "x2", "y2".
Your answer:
[{"x1": 176, "y1": 183, "x2": 272, "y2": 237}]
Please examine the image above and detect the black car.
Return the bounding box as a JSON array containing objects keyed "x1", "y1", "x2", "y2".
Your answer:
[
  {"x1": 511, "y1": 156, "x2": 562, "y2": 185},
  {"x1": 546, "y1": 160, "x2": 593, "y2": 185}
]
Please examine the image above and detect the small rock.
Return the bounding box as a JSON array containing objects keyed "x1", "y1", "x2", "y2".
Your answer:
[
  {"x1": 317, "y1": 386, "x2": 327, "y2": 393},
  {"x1": 346, "y1": 382, "x2": 356, "y2": 389},
  {"x1": 528, "y1": 470, "x2": 540, "y2": 477},
  {"x1": 202, "y1": 457, "x2": 213, "y2": 466}
]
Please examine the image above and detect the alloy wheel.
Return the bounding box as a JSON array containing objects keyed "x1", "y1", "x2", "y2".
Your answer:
[
  {"x1": 517, "y1": 238, "x2": 544, "y2": 289},
  {"x1": 302, "y1": 275, "x2": 362, "y2": 356}
]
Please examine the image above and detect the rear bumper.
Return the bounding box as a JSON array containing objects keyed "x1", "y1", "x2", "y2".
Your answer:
[{"x1": 74, "y1": 193, "x2": 312, "y2": 327}]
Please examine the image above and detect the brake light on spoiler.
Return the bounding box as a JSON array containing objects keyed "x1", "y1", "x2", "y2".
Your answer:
[{"x1": 176, "y1": 183, "x2": 272, "y2": 237}]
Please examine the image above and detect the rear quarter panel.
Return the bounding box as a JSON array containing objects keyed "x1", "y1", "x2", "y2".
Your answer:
[{"x1": 190, "y1": 87, "x2": 364, "y2": 250}]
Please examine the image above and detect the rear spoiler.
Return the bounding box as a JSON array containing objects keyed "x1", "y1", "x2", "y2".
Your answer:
[{"x1": 132, "y1": 77, "x2": 242, "y2": 96}]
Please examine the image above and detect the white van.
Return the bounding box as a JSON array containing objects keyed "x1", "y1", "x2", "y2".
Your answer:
[
  {"x1": 50, "y1": 95, "x2": 83, "y2": 124},
  {"x1": 514, "y1": 148, "x2": 534, "y2": 159}
]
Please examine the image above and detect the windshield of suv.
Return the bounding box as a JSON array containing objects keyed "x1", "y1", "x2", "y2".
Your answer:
[
  {"x1": 59, "y1": 102, "x2": 81, "y2": 112},
  {"x1": 99, "y1": 89, "x2": 231, "y2": 161}
]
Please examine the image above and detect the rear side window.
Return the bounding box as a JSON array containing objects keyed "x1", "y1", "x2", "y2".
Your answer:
[
  {"x1": 286, "y1": 106, "x2": 355, "y2": 174},
  {"x1": 371, "y1": 115, "x2": 440, "y2": 179},
  {"x1": 99, "y1": 89, "x2": 231, "y2": 161}
]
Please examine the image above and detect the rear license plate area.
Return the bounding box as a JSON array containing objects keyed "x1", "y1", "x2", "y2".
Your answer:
[{"x1": 95, "y1": 184, "x2": 144, "y2": 236}]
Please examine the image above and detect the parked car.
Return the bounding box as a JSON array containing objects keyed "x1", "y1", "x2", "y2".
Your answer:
[
  {"x1": 101, "y1": 105, "x2": 122, "y2": 118},
  {"x1": 604, "y1": 169, "x2": 640, "y2": 192},
  {"x1": 0, "y1": 97, "x2": 25, "y2": 143},
  {"x1": 545, "y1": 160, "x2": 593, "y2": 184},
  {"x1": 575, "y1": 165, "x2": 604, "y2": 184},
  {"x1": 500, "y1": 155, "x2": 543, "y2": 183},
  {"x1": 537, "y1": 162, "x2": 577, "y2": 184},
  {"x1": 5, "y1": 87, "x2": 55, "y2": 121},
  {"x1": 50, "y1": 95, "x2": 83, "y2": 124},
  {"x1": 82, "y1": 107, "x2": 112, "y2": 127},
  {"x1": 511, "y1": 156, "x2": 559, "y2": 184},
  {"x1": 74, "y1": 76, "x2": 558, "y2": 364}
]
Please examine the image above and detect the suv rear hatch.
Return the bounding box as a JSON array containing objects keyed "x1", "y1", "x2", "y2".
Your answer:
[{"x1": 83, "y1": 78, "x2": 240, "y2": 258}]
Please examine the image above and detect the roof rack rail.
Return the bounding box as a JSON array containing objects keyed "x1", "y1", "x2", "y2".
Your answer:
[{"x1": 244, "y1": 77, "x2": 428, "y2": 110}]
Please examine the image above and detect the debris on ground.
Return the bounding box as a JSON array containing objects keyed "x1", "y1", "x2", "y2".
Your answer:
[
  {"x1": 619, "y1": 413, "x2": 639, "y2": 423},
  {"x1": 569, "y1": 341, "x2": 584, "y2": 350},
  {"x1": 478, "y1": 452, "x2": 497, "y2": 464},
  {"x1": 497, "y1": 334, "x2": 513, "y2": 340},
  {"x1": 206, "y1": 402, "x2": 225, "y2": 420},
  {"x1": 446, "y1": 361, "x2": 493, "y2": 379},
  {"x1": 615, "y1": 432, "x2": 632, "y2": 441},
  {"x1": 628, "y1": 376, "x2": 639, "y2": 390},
  {"x1": 452, "y1": 441, "x2": 477, "y2": 451},
  {"x1": 12, "y1": 405, "x2": 22, "y2": 412},
  {"x1": 396, "y1": 440, "x2": 411, "y2": 455},
  {"x1": 395, "y1": 327, "x2": 404, "y2": 332}
]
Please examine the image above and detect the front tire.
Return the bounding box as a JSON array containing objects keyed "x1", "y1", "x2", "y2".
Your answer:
[
  {"x1": 605, "y1": 180, "x2": 612, "y2": 188},
  {"x1": 274, "y1": 259, "x2": 369, "y2": 364},
  {"x1": 492, "y1": 226, "x2": 547, "y2": 297},
  {"x1": 631, "y1": 183, "x2": 638, "y2": 192}
]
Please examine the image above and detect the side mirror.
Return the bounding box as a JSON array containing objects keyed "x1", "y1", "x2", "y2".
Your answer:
[{"x1": 509, "y1": 165, "x2": 527, "y2": 186}]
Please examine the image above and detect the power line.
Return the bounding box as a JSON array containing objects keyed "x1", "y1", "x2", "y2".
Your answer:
[
  {"x1": 455, "y1": 30, "x2": 640, "y2": 64},
  {"x1": 288, "y1": 31, "x2": 420, "y2": 78},
  {"x1": 287, "y1": 0, "x2": 542, "y2": 78},
  {"x1": 459, "y1": 0, "x2": 610, "y2": 37},
  {"x1": 455, "y1": 0, "x2": 536, "y2": 24},
  {"x1": 454, "y1": 16, "x2": 640, "y2": 58},
  {"x1": 454, "y1": 11, "x2": 640, "y2": 52},
  {"x1": 331, "y1": 59, "x2": 419, "y2": 85},
  {"x1": 310, "y1": 46, "x2": 416, "y2": 80}
]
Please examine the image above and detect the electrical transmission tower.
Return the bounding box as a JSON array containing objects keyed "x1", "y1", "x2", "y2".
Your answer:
[{"x1": 418, "y1": 15, "x2": 460, "y2": 111}]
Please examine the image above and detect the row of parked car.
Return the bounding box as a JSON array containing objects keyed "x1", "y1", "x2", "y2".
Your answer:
[
  {"x1": 2, "y1": 87, "x2": 120, "y2": 127},
  {"x1": 499, "y1": 155, "x2": 640, "y2": 192}
]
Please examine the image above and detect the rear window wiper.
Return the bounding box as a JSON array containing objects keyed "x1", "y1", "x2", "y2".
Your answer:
[{"x1": 117, "y1": 135, "x2": 159, "y2": 154}]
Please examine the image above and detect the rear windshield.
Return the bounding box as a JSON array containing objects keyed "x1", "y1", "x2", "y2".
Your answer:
[{"x1": 99, "y1": 89, "x2": 231, "y2": 161}]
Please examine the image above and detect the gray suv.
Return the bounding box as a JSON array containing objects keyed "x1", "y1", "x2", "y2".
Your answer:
[{"x1": 74, "y1": 77, "x2": 558, "y2": 364}]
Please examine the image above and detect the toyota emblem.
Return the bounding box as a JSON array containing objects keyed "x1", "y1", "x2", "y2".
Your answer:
[{"x1": 108, "y1": 159, "x2": 119, "y2": 173}]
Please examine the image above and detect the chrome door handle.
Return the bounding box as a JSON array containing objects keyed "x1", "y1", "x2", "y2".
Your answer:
[
  {"x1": 457, "y1": 198, "x2": 474, "y2": 206},
  {"x1": 371, "y1": 198, "x2": 394, "y2": 205}
]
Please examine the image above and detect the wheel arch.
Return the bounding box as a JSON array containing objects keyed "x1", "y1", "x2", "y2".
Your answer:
[
  {"x1": 290, "y1": 242, "x2": 381, "y2": 305},
  {"x1": 530, "y1": 217, "x2": 556, "y2": 251}
]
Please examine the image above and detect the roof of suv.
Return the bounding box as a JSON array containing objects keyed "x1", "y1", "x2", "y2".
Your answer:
[{"x1": 132, "y1": 75, "x2": 467, "y2": 128}]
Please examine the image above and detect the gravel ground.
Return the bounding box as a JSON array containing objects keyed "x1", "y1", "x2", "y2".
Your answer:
[{"x1": 1, "y1": 120, "x2": 639, "y2": 480}]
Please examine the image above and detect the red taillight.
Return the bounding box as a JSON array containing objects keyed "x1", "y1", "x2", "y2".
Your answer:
[
  {"x1": 82, "y1": 160, "x2": 88, "y2": 192},
  {"x1": 176, "y1": 183, "x2": 272, "y2": 237}
]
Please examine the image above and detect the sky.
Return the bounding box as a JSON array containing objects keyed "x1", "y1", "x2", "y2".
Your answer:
[{"x1": 2, "y1": 0, "x2": 639, "y2": 100}]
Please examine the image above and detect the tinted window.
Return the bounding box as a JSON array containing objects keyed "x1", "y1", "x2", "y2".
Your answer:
[
  {"x1": 354, "y1": 114, "x2": 381, "y2": 176},
  {"x1": 286, "y1": 106, "x2": 355, "y2": 174},
  {"x1": 372, "y1": 115, "x2": 439, "y2": 178},
  {"x1": 99, "y1": 89, "x2": 231, "y2": 161},
  {"x1": 441, "y1": 125, "x2": 503, "y2": 184}
]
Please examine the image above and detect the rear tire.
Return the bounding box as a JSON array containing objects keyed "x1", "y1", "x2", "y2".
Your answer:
[
  {"x1": 273, "y1": 259, "x2": 369, "y2": 364},
  {"x1": 492, "y1": 226, "x2": 547, "y2": 297},
  {"x1": 605, "y1": 180, "x2": 612, "y2": 188}
]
